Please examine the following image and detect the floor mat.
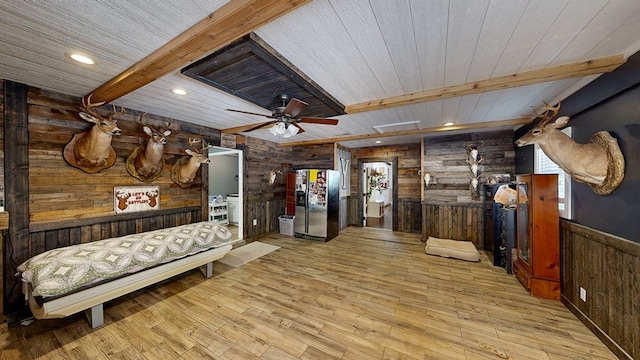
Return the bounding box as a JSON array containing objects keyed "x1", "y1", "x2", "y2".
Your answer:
[{"x1": 217, "y1": 241, "x2": 280, "y2": 267}]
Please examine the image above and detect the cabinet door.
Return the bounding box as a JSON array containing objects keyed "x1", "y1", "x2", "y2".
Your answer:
[{"x1": 516, "y1": 177, "x2": 532, "y2": 270}]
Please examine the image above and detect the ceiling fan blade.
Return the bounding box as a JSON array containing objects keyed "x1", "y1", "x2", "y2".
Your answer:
[
  {"x1": 222, "y1": 121, "x2": 274, "y2": 133},
  {"x1": 283, "y1": 98, "x2": 308, "y2": 118},
  {"x1": 299, "y1": 117, "x2": 339, "y2": 125},
  {"x1": 291, "y1": 123, "x2": 305, "y2": 134},
  {"x1": 226, "y1": 108, "x2": 273, "y2": 118}
]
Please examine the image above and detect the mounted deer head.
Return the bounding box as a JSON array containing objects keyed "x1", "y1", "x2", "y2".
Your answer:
[
  {"x1": 269, "y1": 170, "x2": 283, "y2": 185},
  {"x1": 126, "y1": 113, "x2": 172, "y2": 182},
  {"x1": 171, "y1": 138, "x2": 212, "y2": 188},
  {"x1": 63, "y1": 94, "x2": 124, "y2": 173},
  {"x1": 515, "y1": 101, "x2": 625, "y2": 195}
]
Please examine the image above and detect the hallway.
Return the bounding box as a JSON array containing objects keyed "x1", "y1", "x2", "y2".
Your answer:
[{"x1": 366, "y1": 204, "x2": 392, "y2": 230}]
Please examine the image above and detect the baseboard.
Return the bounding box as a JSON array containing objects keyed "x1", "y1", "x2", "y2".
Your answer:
[{"x1": 561, "y1": 295, "x2": 632, "y2": 360}]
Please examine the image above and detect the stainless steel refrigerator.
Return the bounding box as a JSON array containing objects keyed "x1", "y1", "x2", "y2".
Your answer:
[{"x1": 294, "y1": 169, "x2": 339, "y2": 241}]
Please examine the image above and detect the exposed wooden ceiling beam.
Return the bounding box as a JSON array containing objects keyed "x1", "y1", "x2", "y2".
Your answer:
[
  {"x1": 345, "y1": 55, "x2": 626, "y2": 114},
  {"x1": 86, "y1": 0, "x2": 312, "y2": 103},
  {"x1": 280, "y1": 117, "x2": 532, "y2": 147}
]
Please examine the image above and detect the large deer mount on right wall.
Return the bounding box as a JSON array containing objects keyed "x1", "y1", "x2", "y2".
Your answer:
[{"x1": 515, "y1": 102, "x2": 625, "y2": 195}]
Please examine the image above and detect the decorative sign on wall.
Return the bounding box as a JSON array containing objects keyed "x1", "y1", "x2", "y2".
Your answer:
[
  {"x1": 114, "y1": 186, "x2": 160, "y2": 214},
  {"x1": 337, "y1": 148, "x2": 351, "y2": 198},
  {"x1": 221, "y1": 133, "x2": 237, "y2": 148}
]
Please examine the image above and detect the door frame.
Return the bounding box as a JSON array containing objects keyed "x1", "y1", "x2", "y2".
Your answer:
[
  {"x1": 207, "y1": 146, "x2": 244, "y2": 240},
  {"x1": 357, "y1": 157, "x2": 398, "y2": 231}
]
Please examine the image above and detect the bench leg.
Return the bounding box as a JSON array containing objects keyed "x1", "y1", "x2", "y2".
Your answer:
[
  {"x1": 85, "y1": 304, "x2": 104, "y2": 329},
  {"x1": 200, "y1": 261, "x2": 214, "y2": 278}
]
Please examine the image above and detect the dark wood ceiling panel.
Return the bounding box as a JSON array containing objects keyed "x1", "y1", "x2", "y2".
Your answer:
[{"x1": 182, "y1": 32, "x2": 345, "y2": 118}]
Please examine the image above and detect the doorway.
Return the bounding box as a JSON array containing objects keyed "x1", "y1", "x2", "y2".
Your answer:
[
  {"x1": 358, "y1": 157, "x2": 398, "y2": 231},
  {"x1": 208, "y1": 146, "x2": 243, "y2": 240}
]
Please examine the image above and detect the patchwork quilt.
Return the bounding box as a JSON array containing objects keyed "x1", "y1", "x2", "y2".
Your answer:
[{"x1": 17, "y1": 221, "x2": 233, "y2": 298}]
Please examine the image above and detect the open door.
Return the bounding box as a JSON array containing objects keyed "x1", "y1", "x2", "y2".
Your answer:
[{"x1": 208, "y1": 147, "x2": 244, "y2": 240}]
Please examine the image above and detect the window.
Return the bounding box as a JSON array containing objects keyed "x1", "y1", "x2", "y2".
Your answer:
[{"x1": 535, "y1": 127, "x2": 572, "y2": 219}]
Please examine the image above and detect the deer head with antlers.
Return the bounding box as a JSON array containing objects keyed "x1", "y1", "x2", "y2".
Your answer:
[
  {"x1": 171, "y1": 138, "x2": 212, "y2": 188},
  {"x1": 515, "y1": 101, "x2": 625, "y2": 195},
  {"x1": 126, "y1": 113, "x2": 172, "y2": 182},
  {"x1": 63, "y1": 94, "x2": 124, "y2": 173}
]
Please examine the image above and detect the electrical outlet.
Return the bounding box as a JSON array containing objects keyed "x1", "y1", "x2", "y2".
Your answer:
[
  {"x1": 253, "y1": 219, "x2": 257, "y2": 226},
  {"x1": 579, "y1": 287, "x2": 587, "y2": 302}
]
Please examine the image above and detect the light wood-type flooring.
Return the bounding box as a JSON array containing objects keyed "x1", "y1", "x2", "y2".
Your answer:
[{"x1": 0, "y1": 227, "x2": 617, "y2": 359}]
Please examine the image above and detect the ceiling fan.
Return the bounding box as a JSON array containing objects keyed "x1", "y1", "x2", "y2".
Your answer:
[{"x1": 222, "y1": 94, "x2": 339, "y2": 137}]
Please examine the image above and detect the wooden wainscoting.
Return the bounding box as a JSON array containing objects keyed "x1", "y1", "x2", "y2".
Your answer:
[
  {"x1": 397, "y1": 199, "x2": 421, "y2": 233},
  {"x1": 560, "y1": 220, "x2": 639, "y2": 360},
  {"x1": 422, "y1": 202, "x2": 483, "y2": 246},
  {"x1": 245, "y1": 198, "x2": 285, "y2": 239},
  {"x1": 28, "y1": 208, "x2": 202, "y2": 252}
]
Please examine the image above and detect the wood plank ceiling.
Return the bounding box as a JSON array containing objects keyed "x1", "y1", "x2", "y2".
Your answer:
[{"x1": 1, "y1": 0, "x2": 639, "y2": 147}]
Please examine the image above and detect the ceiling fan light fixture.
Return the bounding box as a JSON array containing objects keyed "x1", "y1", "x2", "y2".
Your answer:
[
  {"x1": 269, "y1": 122, "x2": 287, "y2": 136},
  {"x1": 284, "y1": 124, "x2": 299, "y2": 138}
]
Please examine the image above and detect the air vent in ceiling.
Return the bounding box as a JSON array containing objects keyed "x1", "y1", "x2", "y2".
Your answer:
[{"x1": 373, "y1": 121, "x2": 420, "y2": 133}]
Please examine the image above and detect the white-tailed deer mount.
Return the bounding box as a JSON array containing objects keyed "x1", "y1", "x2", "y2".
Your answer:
[
  {"x1": 63, "y1": 94, "x2": 124, "y2": 173},
  {"x1": 269, "y1": 170, "x2": 283, "y2": 185},
  {"x1": 126, "y1": 113, "x2": 172, "y2": 182},
  {"x1": 515, "y1": 102, "x2": 625, "y2": 195},
  {"x1": 171, "y1": 138, "x2": 212, "y2": 188}
]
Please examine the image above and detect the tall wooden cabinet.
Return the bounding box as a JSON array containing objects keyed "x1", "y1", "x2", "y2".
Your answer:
[{"x1": 513, "y1": 174, "x2": 560, "y2": 300}]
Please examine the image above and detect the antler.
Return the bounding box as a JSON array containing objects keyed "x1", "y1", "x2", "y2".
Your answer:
[
  {"x1": 108, "y1": 104, "x2": 126, "y2": 120},
  {"x1": 188, "y1": 138, "x2": 201, "y2": 151},
  {"x1": 201, "y1": 138, "x2": 213, "y2": 152},
  {"x1": 81, "y1": 93, "x2": 106, "y2": 116},
  {"x1": 531, "y1": 101, "x2": 561, "y2": 126}
]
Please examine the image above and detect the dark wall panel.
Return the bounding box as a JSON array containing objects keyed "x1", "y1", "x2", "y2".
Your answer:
[{"x1": 569, "y1": 84, "x2": 640, "y2": 242}]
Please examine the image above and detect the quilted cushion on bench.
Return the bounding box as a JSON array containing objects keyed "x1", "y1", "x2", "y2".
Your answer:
[
  {"x1": 425, "y1": 236, "x2": 480, "y2": 262},
  {"x1": 17, "y1": 221, "x2": 233, "y2": 297}
]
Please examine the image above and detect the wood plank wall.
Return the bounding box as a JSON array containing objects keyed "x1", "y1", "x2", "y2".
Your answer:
[
  {"x1": 421, "y1": 130, "x2": 515, "y2": 245},
  {"x1": 27, "y1": 88, "x2": 216, "y2": 224},
  {"x1": 292, "y1": 143, "x2": 335, "y2": 170},
  {"x1": 423, "y1": 130, "x2": 515, "y2": 203},
  {"x1": 2, "y1": 85, "x2": 225, "y2": 316},
  {"x1": 350, "y1": 144, "x2": 422, "y2": 232},
  {"x1": 560, "y1": 220, "x2": 639, "y2": 360},
  {"x1": 244, "y1": 137, "x2": 293, "y2": 238}
]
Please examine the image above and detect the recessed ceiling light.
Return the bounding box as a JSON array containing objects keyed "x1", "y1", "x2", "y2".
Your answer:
[
  {"x1": 375, "y1": 140, "x2": 382, "y2": 144},
  {"x1": 443, "y1": 122, "x2": 455, "y2": 126},
  {"x1": 172, "y1": 89, "x2": 187, "y2": 96},
  {"x1": 66, "y1": 52, "x2": 95, "y2": 65}
]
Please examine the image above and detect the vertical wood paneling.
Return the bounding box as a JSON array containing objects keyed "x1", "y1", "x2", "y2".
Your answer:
[
  {"x1": 422, "y1": 203, "x2": 483, "y2": 245},
  {"x1": 561, "y1": 220, "x2": 639, "y2": 360},
  {"x1": 3, "y1": 80, "x2": 30, "y2": 315}
]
